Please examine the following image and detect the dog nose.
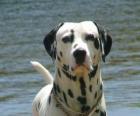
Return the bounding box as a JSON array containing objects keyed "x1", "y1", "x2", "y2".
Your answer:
[{"x1": 73, "y1": 49, "x2": 86, "y2": 65}]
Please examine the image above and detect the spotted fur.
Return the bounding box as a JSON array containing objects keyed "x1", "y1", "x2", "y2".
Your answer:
[{"x1": 32, "y1": 21, "x2": 112, "y2": 116}]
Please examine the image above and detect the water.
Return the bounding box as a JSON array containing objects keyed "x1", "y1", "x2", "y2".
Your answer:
[{"x1": 0, "y1": 0, "x2": 140, "y2": 115}]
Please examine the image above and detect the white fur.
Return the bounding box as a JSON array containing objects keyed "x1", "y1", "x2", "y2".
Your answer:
[
  {"x1": 56, "y1": 21, "x2": 99, "y2": 71},
  {"x1": 31, "y1": 61, "x2": 53, "y2": 84},
  {"x1": 32, "y1": 21, "x2": 108, "y2": 116}
]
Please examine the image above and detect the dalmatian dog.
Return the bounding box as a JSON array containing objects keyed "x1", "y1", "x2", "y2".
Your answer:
[{"x1": 31, "y1": 21, "x2": 112, "y2": 116}]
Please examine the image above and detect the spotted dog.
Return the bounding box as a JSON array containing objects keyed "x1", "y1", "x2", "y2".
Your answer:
[{"x1": 31, "y1": 21, "x2": 112, "y2": 116}]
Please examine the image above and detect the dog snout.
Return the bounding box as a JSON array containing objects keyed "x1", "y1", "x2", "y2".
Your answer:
[{"x1": 73, "y1": 49, "x2": 86, "y2": 65}]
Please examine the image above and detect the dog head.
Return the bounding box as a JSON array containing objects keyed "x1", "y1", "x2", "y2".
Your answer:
[{"x1": 44, "y1": 21, "x2": 112, "y2": 76}]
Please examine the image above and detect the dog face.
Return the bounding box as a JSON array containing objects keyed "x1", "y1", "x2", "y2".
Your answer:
[{"x1": 44, "y1": 21, "x2": 112, "y2": 75}]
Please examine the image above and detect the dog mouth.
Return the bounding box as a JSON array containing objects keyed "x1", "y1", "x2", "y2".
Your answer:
[
  {"x1": 73, "y1": 64, "x2": 89, "y2": 70},
  {"x1": 72, "y1": 64, "x2": 91, "y2": 76}
]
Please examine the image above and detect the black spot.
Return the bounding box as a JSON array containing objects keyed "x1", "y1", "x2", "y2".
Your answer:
[
  {"x1": 79, "y1": 77, "x2": 86, "y2": 96},
  {"x1": 36, "y1": 102, "x2": 41, "y2": 111},
  {"x1": 94, "y1": 91, "x2": 97, "y2": 99},
  {"x1": 38, "y1": 102, "x2": 41, "y2": 109},
  {"x1": 48, "y1": 95, "x2": 51, "y2": 105},
  {"x1": 71, "y1": 75, "x2": 77, "y2": 81},
  {"x1": 85, "y1": 34, "x2": 99, "y2": 49},
  {"x1": 94, "y1": 38, "x2": 99, "y2": 49},
  {"x1": 100, "y1": 84, "x2": 103, "y2": 90},
  {"x1": 73, "y1": 44, "x2": 78, "y2": 48},
  {"x1": 57, "y1": 68, "x2": 61, "y2": 78},
  {"x1": 97, "y1": 78, "x2": 99, "y2": 84},
  {"x1": 71, "y1": 67, "x2": 74, "y2": 71},
  {"x1": 85, "y1": 34, "x2": 95, "y2": 41},
  {"x1": 100, "y1": 111, "x2": 106, "y2": 116},
  {"x1": 62, "y1": 36, "x2": 72, "y2": 43},
  {"x1": 81, "y1": 105, "x2": 90, "y2": 113},
  {"x1": 63, "y1": 92, "x2": 68, "y2": 105},
  {"x1": 60, "y1": 51, "x2": 63, "y2": 57},
  {"x1": 62, "y1": 69, "x2": 77, "y2": 81},
  {"x1": 89, "y1": 85, "x2": 92, "y2": 92},
  {"x1": 59, "y1": 98, "x2": 63, "y2": 101},
  {"x1": 56, "y1": 103, "x2": 59, "y2": 107},
  {"x1": 63, "y1": 64, "x2": 69, "y2": 71},
  {"x1": 71, "y1": 29, "x2": 74, "y2": 42},
  {"x1": 95, "y1": 109, "x2": 100, "y2": 113},
  {"x1": 77, "y1": 96, "x2": 87, "y2": 104},
  {"x1": 57, "y1": 55, "x2": 61, "y2": 61},
  {"x1": 53, "y1": 83, "x2": 60, "y2": 94},
  {"x1": 89, "y1": 65, "x2": 98, "y2": 80},
  {"x1": 62, "y1": 70, "x2": 69, "y2": 78},
  {"x1": 68, "y1": 89, "x2": 74, "y2": 98},
  {"x1": 71, "y1": 29, "x2": 74, "y2": 33},
  {"x1": 53, "y1": 83, "x2": 57, "y2": 94},
  {"x1": 56, "y1": 84, "x2": 61, "y2": 93}
]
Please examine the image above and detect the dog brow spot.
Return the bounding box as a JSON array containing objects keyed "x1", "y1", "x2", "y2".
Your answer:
[
  {"x1": 62, "y1": 29, "x2": 74, "y2": 43},
  {"x1": 85, "y1": 34, "x2": 95, "y2": 41},
  {"x1": 62, "y1": 30, "x2": 74, "y2": 43},
  {"x1": 71, "y1": 29, "x2": 74, "y2": 42}
]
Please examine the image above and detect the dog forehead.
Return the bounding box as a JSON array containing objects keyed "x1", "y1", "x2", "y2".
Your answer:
[
  {"x1": 56, "y1": 21, "x2": 99, "y2": 38},
  {"x1": 80, "y1": 21, "x2": 99, "y2": 35}
]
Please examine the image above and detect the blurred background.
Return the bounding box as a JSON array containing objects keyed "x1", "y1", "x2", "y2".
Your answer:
[{"x1": 0, "y1": 0, "x2": 140, "y2": 115}]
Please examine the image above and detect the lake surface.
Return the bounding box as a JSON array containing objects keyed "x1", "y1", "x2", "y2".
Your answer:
[{"x1": 0, "y1": 0, "x2": 140, "y2": 115}]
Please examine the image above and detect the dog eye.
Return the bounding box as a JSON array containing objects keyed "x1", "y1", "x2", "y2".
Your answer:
[
  {"x1": 62, "y1": 36, "x2": 74, "y2": 43},
  {"x1": 85, "y1": 34, "x2": 95, "y2": 41}
]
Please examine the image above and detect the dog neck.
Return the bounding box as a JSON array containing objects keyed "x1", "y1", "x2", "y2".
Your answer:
[{"x1": 53, "y1": 61, "x2": 103, "y2": 113}]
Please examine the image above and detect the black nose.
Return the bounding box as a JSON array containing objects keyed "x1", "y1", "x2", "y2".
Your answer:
[{"x1": 73, "y1": 49, "x2": 86, "y2": 65}]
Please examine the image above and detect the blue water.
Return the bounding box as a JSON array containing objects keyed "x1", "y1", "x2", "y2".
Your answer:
[{"x1": 0, "y1": 0, "x2": 140, "y2": 115}]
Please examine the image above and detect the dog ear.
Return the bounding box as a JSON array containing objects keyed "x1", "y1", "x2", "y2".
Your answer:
[
  {"x1": 94, "y1": 22, "x2": 112, "y2": 62},
  {"x1": 43, "y1": 23, "x2": 64, "y2": 60}
]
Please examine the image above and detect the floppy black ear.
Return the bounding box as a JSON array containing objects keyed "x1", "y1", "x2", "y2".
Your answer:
[
  {"x1": 94, "y1": 22, "x2": 112, "y2": 62},
  {"x1": 43, "y1": 23, "x2": 64, "y2": 59}
]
